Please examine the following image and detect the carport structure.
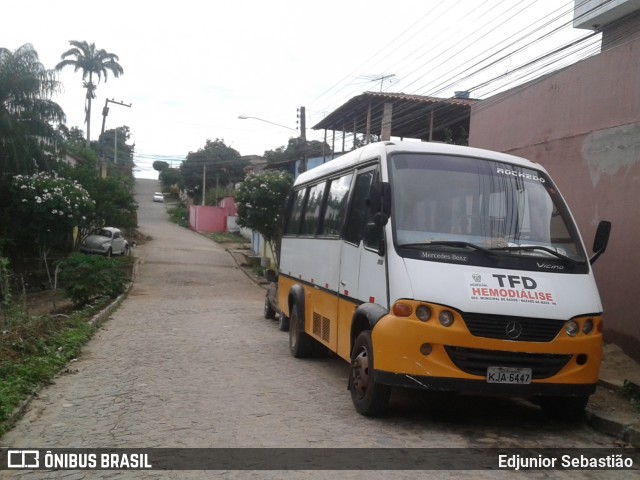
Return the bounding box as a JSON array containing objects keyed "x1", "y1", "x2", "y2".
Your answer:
[{"x1": 312, "y1": 91, "x2": 478, "y2": 158}]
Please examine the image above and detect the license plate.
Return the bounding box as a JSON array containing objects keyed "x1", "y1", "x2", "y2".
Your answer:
[{"x1": 486, "y1": 366, "x2": 532, "y2": 384}]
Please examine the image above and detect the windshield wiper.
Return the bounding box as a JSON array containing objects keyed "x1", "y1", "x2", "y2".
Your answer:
[
  {"x1": 399, "y1": 241, "x2": 500, "y2": 260},
  {"x1": 491, "y1": 245, "x2": 580, "y2": 266}
]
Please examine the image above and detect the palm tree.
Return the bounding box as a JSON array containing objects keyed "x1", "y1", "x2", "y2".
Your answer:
[
  {"x1": 0, "y1": 44, "x2": 66, "y2": 175},
  {"x1": 55, "y1": 41, "x2": 123, "y2": 148}
]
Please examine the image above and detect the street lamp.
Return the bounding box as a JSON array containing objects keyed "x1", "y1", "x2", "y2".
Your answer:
[{"x1": 237, "y1": 114, "x2": 297, "y2": 132}]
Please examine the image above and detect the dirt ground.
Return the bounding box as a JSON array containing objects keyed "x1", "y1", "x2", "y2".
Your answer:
[{"x1": 21, "y1": 289, "x2": 75, "y2": 316}]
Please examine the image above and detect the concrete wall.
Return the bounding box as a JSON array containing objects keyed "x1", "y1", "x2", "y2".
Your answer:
[{"x1": 469, "y1": 36, "x2": 640, "y2": 361}]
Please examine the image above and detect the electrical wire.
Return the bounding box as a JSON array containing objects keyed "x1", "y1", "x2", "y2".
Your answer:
[{"x1": 307, "y1": 0, "x2": 618, "y2": 150}]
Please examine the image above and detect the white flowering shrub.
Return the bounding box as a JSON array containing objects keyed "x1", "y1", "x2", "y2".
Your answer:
[
  {"x1": 235, "y1": 170, "x2": 293, "y2": 264},
  {"x1": 12, "y1": 172, "x2": 95, "y2": 250}
]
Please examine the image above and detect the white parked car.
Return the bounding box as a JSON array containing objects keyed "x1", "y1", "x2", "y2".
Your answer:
[
  {"x1": 153, "y1": 192, "x2": 164, "y2": 202},
  {"x1": 80, "y1": 227, "x2": 129, "y2": 257}
]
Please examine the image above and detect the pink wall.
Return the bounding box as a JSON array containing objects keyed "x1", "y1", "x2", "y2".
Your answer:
[
  {"x1": 188, "y1": 197, "x2": 237, "y2": 233},
  {"x1": 469, "y1": 38, "x2": 640, "y2": 361},
  {"x1": 189, "y1": 206, "x2": 227, "y2": 233}
]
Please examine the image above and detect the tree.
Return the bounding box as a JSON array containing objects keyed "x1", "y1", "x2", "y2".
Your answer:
[
  {"x1": 55, "y1": 41, "x2": 124, "y2": 147},
  {"x1": 153, "y1": 160, "x2": 169, "y2": 172},
  {"x1": 263, "y1": 138, "x2": 332, "y2": 168},
  {"x1": 0, "y1": 44, "x2": 66, "y2": 176},
  {"x1": 61, "y1": 161, "x2": 137, "y2": 236},
  {"x1": 181, "y1": 139, "x2": 248, "y2": 204},
  {"x1": 235, "y1": 170, "x2": 293, "y2": 267},
  {"x1": 101, "y1": 125, "x2": 134, "y2": 170},
  {"x1": 160, "y1": 168, "x2": 182, "y2": 190},
  {"x1": 11, "y1": 172, "x2": 95, "y2": 286}
]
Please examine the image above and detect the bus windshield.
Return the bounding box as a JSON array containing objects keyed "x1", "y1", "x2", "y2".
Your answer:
[{"x1": 389, "y1": 153, "x2": 587, "y2": 262}]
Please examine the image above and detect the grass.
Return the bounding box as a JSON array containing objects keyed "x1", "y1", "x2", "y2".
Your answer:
[{"x1": 0, "y1": 299, "x2": 109, "y2": 437}]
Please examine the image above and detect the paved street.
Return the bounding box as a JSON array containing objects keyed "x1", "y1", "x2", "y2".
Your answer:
[{"x1": 0, "y1": 179, "x2": 631, "y2": 479}]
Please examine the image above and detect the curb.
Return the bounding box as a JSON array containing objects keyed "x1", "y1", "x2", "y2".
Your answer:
[
  {"x1": 224, "y1": 245, "x2": 271, "y2": 290},
  {"x1": 586, "y1": 380, "x2": 640, "y2": 448},
  {"x1": 585, "y1": 410, "x2": 640, "y2": 448}
]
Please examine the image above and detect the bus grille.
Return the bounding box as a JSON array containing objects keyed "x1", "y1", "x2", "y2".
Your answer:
[
  {"x1": 462, "y1": 313, "x2": 564, "y2": 342},
  {"x1": 444, "y1": 346, "x2": 572, "y2": 379},
  {"x1": 312, "y1": 312, "x2": 331, "y2": 342}
]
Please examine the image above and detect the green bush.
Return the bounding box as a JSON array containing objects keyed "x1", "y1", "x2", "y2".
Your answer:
[
  {"x1": 168, "y1": 203, "x2": 189, "y2": 228},
  {"x1": 58, "y1": 253, "x2": 128, "y2": 306}
]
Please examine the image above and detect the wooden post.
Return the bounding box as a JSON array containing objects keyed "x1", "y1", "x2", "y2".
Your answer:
[{"x1": 381, "y1": 102, "x2": 393, "y2": 141}]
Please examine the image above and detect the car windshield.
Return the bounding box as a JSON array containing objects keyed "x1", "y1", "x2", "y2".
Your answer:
[
  {"x1": 96, "y1": 229, "x2": 112, "y2": 238},
  {"x1": 389, "y1": 153, "x2": 586, "y2": 262}
]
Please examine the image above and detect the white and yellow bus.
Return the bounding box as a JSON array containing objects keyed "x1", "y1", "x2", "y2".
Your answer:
[{"x1": 275, "y1": 141, "x2": 610, "y2": 418}]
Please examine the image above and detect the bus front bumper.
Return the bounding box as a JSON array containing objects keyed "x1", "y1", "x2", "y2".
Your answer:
[
  {"x1": 374, "y1": 370, "x2": 596, "y2": 397},
  {"x1": 370, "y1": 310, "x2": 602, "y2": 395}
]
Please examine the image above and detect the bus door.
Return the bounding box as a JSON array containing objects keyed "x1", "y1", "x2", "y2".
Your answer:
[{"x1": 336, "y1": 165, "x2": 388, "y2": 360}]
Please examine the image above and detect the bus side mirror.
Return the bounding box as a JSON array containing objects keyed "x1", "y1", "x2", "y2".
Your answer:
[{"x1": 590, "y1": 220, "x2": 611, "y2": 265}]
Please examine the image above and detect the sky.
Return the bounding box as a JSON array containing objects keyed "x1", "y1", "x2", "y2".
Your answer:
[{"x1": 4, "y1": 0, "x2": 599, "y2": 179}]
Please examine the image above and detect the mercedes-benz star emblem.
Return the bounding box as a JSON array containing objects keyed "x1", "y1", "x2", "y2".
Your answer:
[{"x1": 506, "y1": 321, "x2": 523, "y2": 339}]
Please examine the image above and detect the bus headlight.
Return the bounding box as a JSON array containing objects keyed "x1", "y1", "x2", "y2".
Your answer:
[
  {"x1": 439, "y1": 310, "x2": 454, "y2": 327},
  {"x1": 582, "y1": 319, "x2": 594, "y2": 334},
  {"x1": 416, "y1": 305, "x2": 431, "y2": 322},
  {"x1": 565, "y1": 320, "x2": 579, "y2": 337}
]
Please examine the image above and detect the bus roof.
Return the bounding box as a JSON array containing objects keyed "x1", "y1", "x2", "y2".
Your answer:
[{"x1": 294, "y1": 141, "x2": 543, "y2": 187}]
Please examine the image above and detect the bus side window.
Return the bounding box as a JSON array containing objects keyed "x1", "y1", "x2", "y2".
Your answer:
[
  {"x1": 319, "y1": 173, "x2": 353, "y2": 236},
  {"x1": 300, "y1": 182, "x2": 326, "y2": 236},
  {"x1": 344, "y1": 170, "x2": 375, "y2": 245},
  {"x1": 284, "y1": 188, "x2": 308, "y2": 236}
]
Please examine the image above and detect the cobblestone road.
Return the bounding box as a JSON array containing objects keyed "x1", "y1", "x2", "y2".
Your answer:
[{"x1": 0, "y1": 180, "x2": 631, "y2": 479}]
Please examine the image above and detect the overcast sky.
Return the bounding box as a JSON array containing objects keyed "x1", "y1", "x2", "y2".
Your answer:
[{"x1": 5, "y1": 1, "x2": 596, "y2": 178}]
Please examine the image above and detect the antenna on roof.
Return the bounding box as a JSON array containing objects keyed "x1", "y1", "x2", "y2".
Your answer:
[{"x1": 357, "y1": 74, "x2": 397, "y2": 91}]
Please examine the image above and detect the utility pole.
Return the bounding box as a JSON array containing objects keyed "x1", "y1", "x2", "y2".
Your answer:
[
  {"x1": 299, "y1": 106, "x2": 307, "y2": 173},
  {"x1": 99, "y1": 98, "x2": 132, "y2": 176},
  {"x1": 202, "y1": 164, "x2": 206, "y2": 206}
]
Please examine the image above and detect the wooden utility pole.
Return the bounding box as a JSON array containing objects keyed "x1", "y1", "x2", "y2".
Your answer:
[
  {"x1": 300, "y1": 106, "x2": 307, "y2": 173},
  {"x1": 99, "y1": 98, "x2": 131, "y2": 176}
]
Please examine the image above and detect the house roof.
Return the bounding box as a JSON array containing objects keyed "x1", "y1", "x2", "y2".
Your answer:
[{"x1": 312, "y1": 91, "x2": 479, "y2": 142}]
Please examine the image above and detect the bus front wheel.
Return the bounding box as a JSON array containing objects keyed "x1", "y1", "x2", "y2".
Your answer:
[
  {"x1": 349, "y1": 331, "x2": 391, "y2": 416},
  {"x1": 289, "y1": 304, "x2": 314, "y2": 358}
]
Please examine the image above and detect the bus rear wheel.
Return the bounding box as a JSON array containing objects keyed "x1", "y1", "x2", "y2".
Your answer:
[
  {"x1": 264, "y1": 296, "x2": 276, "y2": 319},
  {"x1": 349, "y1": 331, "x2": 391, "y2": 416},
  {"x1": 289, "y1": 304, "x2": 314, "y2": 358}
]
